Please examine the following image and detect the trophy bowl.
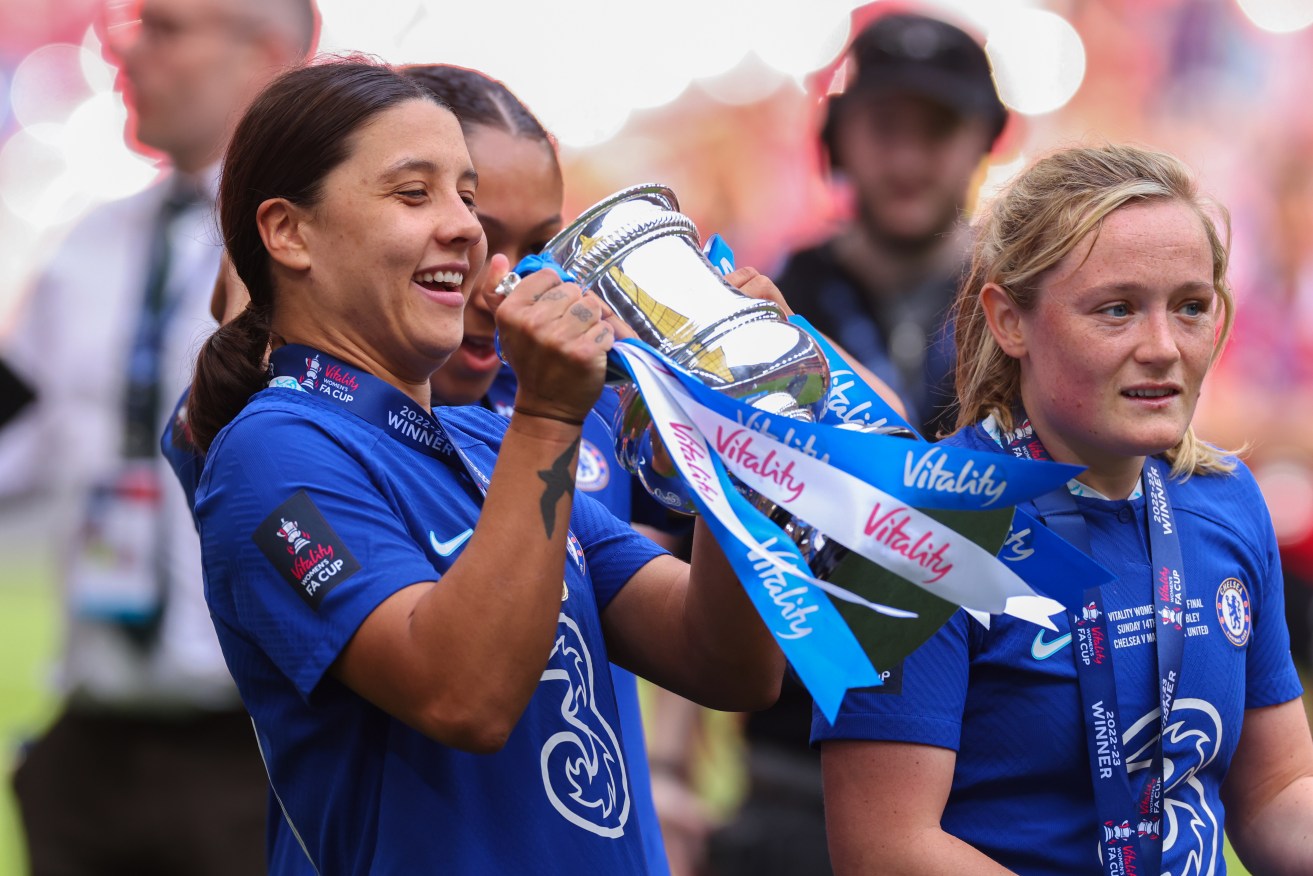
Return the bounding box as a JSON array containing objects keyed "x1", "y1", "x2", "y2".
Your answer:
[{"x1": 541, "y1": 184, "x2": 831, "y2": 513}]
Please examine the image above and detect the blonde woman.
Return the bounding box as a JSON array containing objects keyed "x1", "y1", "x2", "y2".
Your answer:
[{"x1": 817, "y1": 144, "x2": 1313, "y2": 875}]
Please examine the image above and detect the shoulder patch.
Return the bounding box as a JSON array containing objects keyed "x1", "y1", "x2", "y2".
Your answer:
[
  {"x1": 565, "y1": 531, "x2": 587, "y2": 576},
  {"x1": 253, "y1": 490, "x2": 361, "y2": 610},
  {"x1": 1215, "y1": 577, "x2": 1251, "y2": 647},
  {"x1": 575, "y1": 439, "x2": 610, "y2": 492}
]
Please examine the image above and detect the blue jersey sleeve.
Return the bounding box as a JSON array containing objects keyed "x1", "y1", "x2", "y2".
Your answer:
[
  {"x1": 197, "y1": 404, "x2": 440, "y2": 702},
  {"x1": 811, "y1": 609, "x2": 973, "y2": 751},
  {"x1": 1238, "y1": 468, "x2": 1304, "y2": 709},
  {"x1": 160, "y1": 386, "x2": 203, "y2": 529},
  {"x1": 569, "y1": 488, "x2": 668, "y2": 611}
]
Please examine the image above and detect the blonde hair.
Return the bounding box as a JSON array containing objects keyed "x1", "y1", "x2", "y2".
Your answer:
[{"x1": 953, "y1": 144, "x2": 1237, "y2": 477}]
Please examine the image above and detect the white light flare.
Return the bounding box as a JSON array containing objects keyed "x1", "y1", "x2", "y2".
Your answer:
[
  {"x1": 10, "y1": 43, "x2": 97, "y2": 129},
  {"x1": 1235, "y1": 0, "x2": 1313, "y2": 33},
  {"x1": 985, "y1": 8, "x2": 1086, "y2": 116}
]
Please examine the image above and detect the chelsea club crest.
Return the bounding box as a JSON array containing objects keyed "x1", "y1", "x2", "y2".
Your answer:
[
  {"x1": 1215, "y1": 577, "x2": 1251, "y2": 647},
  {"x1": 576, "y1": 439, "x2": 610, "y2": 492}
]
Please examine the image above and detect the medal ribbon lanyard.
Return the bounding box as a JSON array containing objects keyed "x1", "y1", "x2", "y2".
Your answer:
[
  {"x1": 124, "y1": 183, "x2": 200, "y2": 459},
  {"x1": 267, "y1": 344, "x2": 491, "y2": 495},
  {"x1": 1021, "y1": 448, "x2": 1185, "y2": 876},
  {"x1": 111, "y1": 183, "x2": 201, "y2": 645}
]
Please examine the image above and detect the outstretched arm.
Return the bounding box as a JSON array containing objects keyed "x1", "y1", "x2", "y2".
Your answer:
[
  {"x1": 823, "y1": 739, "x2": 1018, "y2": 875},
  {"x1": 1222, "y1": 697, "x2": 1313, "y2": 874}
]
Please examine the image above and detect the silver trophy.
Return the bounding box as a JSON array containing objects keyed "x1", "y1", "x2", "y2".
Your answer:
[{"x1": 541, "y1": 183, "x2": 831, "y2": 515}]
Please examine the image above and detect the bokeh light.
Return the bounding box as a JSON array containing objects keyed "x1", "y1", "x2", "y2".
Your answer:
[
  {"x1": 749, "y1": 0, "x2": 856, "y2": 83},
  {"x1": 61, "y1": 92, "x2": 159, "y2": 201},
  {"x1": 1235, "y1": 0, "x2": 1313, "y2": 33},
  {"x1": 0, "y1": 126, "x2": 78, "y2": 228},
  {"x1": 977, "y1": 152, "x2": 1027, "y2": 204},
  {"x1": 316, "y1": 0, "x2": 420, "y2": 58},
  {"x1": 10, "y1": 44, "x2": 96, "y2": 129},
  {"x1": 79, "y1": 24, "x2": 118, "y2": 93},
  {"x1": 985, "y1": 8, "x2": 1086, "y2": 116},
  {"x1": 697, "y1": 54, "x2": 794, "y2": 107},
  {"x1": 650, "y1": 0, "x2": 754, "y2": 83},
  {"x1": 0, "y1": 28, "x2": 158, "y2": 238},
  {"x1": 0, "y1": 68, "x2": 9, "y2": 132},
  {"x1": 314, "y1": 0, "x2": 862, "y2": 148}
]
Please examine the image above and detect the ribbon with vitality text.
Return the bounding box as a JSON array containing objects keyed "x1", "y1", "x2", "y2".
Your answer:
[{"x1": 608, "y1": 341, "x2": 1114, "y2": 718}]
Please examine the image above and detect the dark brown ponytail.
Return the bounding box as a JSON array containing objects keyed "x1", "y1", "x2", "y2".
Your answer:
[{"x1": 188, "y1": 303, "x2": 273, "y2": 451}]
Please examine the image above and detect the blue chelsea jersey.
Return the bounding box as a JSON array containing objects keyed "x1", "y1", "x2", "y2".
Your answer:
[
  {"x1": 485, "y1": 367, "x2": 685, "y2": 535},
  {"x1": 485, "y1": 365, "x2": 678, "y2": 876},
  {"x1": 813, "y1": 424, "x2": 1303, "y2": 875},
  {"x1": 196, "y1": 388, "x2": 666, "y2": 875}
]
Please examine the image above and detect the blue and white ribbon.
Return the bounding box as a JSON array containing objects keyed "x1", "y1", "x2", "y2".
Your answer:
[
  {"x1": 793, "y1": 315, "x2": 923, "y2": 437},
  {"x1": 615, "y1": 342, "x2": 883, "y2": 720},
  {"x1": 615, "y1": 343, "x2": 1089, "y2": 617},
  {"x1": 785, "y1": 319, "x2": 1113, "y2": 622},
  {"x1": 515, "y1": 244, "x2": 1113, "y2": 711}
]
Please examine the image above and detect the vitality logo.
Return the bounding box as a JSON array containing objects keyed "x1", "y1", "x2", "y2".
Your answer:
[{"x1": 254, "y1": 491, "x2": 361, "y2": 610}]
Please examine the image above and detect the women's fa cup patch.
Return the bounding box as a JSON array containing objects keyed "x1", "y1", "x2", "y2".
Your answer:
[{"x1": 1215, "y1": 577, "x2": 1251, "y2": 647}]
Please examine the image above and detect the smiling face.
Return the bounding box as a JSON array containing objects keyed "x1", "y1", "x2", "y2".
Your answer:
[
  {"x1": 997, "y1": 199, "x2": 1218, "y2": 495},
  {"x1": 430, "y1": 124, "x2": 564, "y2": 406},
  {"x1": 285, "y1": 99, "x2": 486, "y2": 389}
]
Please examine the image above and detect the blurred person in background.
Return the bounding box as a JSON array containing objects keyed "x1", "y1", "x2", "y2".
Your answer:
[
  {"x1": 703, "y1": 11, "x2": 1008, "y2": 875},
  {"x1": 0, "y1": 0, "x2": 317, "y2": 872},
  {"x1": 777, "y1": 8, "x2": 1007, "y2": 440}
]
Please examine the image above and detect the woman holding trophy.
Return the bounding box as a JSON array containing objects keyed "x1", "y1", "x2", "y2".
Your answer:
[
  {"x1": 401, "y1": 62, "x2": 692, "y2": 876},
  {"x1": 817, "y1": 144, "x2": 1313, "y2": 874},
  {"x1": 185, "y1": 58, "x2": 783, "y2": 874}
]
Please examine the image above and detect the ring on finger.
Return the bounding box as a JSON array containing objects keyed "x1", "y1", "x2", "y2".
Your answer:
[{"x1": 494, "y1": 272, "x2": 522, "y2": 297}]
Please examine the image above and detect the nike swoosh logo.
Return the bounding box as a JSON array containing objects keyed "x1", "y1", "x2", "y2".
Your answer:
[
  {"x1": 430, "y1": 528, "x2": 473, "y2": 557},
  {"x1": 1031, "y1": 630, "x2": 1073, "y2": 660}
]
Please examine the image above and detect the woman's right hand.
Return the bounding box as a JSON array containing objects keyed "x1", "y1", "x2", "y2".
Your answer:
[{"x1": 485, "y1": 254, "x2": 614, "y2": 424}]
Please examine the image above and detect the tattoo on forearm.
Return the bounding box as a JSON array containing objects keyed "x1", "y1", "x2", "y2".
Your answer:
[{"x1": 538, "y1": 437, "x2": 579, "y2": 538}]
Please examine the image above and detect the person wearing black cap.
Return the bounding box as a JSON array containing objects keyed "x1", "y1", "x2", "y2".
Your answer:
[
  {"x1": 776, "y1": 8, "x2": 1007, "y2": 441},
  {"x1": 699, "y1": 12, "x2": 1008, "y2": 876}
]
